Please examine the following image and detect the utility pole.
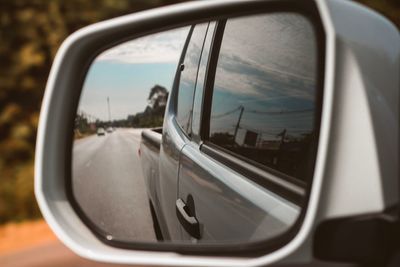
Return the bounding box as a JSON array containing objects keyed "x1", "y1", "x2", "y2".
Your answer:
[
  {"x1": 107, "y1": 97, "x2": 111, "y2": 124},
  {"x1": 233, "y1": 105, "x2": 244, "y2": 146}
]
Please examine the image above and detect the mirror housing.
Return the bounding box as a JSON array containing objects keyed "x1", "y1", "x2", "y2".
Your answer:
[{"x1": 35, "y1": 0, "x2": 400, "y2": 266}]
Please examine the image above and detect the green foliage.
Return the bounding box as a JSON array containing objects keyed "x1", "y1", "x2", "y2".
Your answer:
[
  {"x1": 134, "y1": 114, "x2": 165, "y2": 128},
  {"x1": 76, "y1": 85, "x2": 168, "y2": 130},
  {"x1": 0, "y1": 0, "x2": 185, "y2": 224},
  {"x1": 75, "y1": 112, "x2": 96, "y2": 138}
]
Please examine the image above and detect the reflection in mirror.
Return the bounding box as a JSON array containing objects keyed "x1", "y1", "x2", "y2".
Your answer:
[
  {"x1": 73, "y1": 27, "x2": 189, "y2": 242},
  {"x1": 73, "y1": 12, "x2": 321, "y2": 247}
]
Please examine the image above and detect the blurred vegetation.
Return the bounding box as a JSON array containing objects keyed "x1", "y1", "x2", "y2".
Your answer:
[
  {"x1": 75, "y1": 85, "x2": 168, "y2": 137},
  {"x1": 127, "y1": 85, "x2": 168, "y2": 128},
  {"x1": 0, "y1": 0, "x2": 185, "y2": 224},
  {"x1": 355, "y1": 0, "x2": 400, "y2": 28},
  {"x1": 0, "y1": 0, "x2": 398, "y2": 225}
]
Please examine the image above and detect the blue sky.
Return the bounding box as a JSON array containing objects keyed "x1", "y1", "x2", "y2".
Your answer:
[
  {"x1": 80, "y1": 61, "x2": 177, "y2": 120},
  {"x1": 208, "y1": 13, "x2": 317, "y2": 144},
  {"x1": 78, "y1": 27, "x2": 189, "y2": 121}
]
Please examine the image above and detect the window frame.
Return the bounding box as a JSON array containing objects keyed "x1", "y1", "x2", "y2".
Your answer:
[
  {"x1": 190, "y1": 22, "x2": 218, "y2": 144},
  {"x1": 198, "y1": 13, "x2": 325, "y2": 207},
  {"x1": 174, "y1": 23, "x2": 209, "y2": 139},
  {"x1": 64, "y1": 1, "x2": 327, "y2": 255}
]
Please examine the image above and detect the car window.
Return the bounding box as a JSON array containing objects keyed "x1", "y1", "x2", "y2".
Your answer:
[
  {"x1": 208, "y1": 14, "x2": 318, "y2": 182},
  {"x1": 191, "y1": 22, "x2": 216, "y2": 140},
  {"x1": 176, "y1": 23, "x2": 208, "y2": 135}
]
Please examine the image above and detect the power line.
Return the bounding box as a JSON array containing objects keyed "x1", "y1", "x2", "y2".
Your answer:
[
  {"x1": 245, "y1": 108, "x2": 314, "y2": 115},
  {"x1": 210, "y1": 106, "x2": 242, "y2": 118},
  {"x1": 211, "y1": 105, "x2": 314, "y2": 119}
]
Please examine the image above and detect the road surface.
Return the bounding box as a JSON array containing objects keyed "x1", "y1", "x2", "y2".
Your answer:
[
  {"x1": 72, "y1": 128, "x2": 156, "y2": 242},
  {"x1": 0, "y1": 129, "x2": 362, "y2": 267}
]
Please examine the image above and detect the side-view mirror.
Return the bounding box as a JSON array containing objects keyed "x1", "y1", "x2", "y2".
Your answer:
[{"x1": 35, "y1": 0, "x2": 400, "y2": 266}]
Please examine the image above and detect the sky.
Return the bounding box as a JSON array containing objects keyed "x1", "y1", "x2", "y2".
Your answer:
[
  {"x1": 78, "y1": 26, "x2": 189, "y2": 121},
  {"x1": 78, "y1": 12, "x2": 317, "y2": 142},
  {"x1": 208, "y1": 13, "x2": 318, "y2": 144}
]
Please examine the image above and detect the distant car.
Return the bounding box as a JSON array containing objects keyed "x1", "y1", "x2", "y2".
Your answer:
[
  {"x1": 106, "y1": 127, "x2": 113, "y2": 133},
  {"x1": 96, "y1": 127, "x2": 105, "y2": 136}
]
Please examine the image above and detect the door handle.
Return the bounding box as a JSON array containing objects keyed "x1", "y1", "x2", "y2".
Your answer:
[{"x1": 176, "y1": 198, "x2": 200, "y2": 239}]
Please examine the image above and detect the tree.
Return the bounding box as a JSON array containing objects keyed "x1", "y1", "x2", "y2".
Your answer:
[{"x1": 0, "y1": 0, "x2": 185, "y2": 224}]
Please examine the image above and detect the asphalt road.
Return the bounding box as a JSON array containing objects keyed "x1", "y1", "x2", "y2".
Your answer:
[{"x1": 72, "y1": 128, "x2": 156, "y2": 242}]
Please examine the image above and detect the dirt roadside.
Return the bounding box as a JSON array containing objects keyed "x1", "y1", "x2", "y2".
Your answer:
[
  {"x1": 0, "y1": 220, "x2": 57, "y2": 255},
  {"x1": 0, "y1": 220, "x2": 129, "y2": 267}
]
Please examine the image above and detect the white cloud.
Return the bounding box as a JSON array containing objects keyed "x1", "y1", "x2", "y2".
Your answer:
[
  {"x1": 95, "y1": 27, "x2": 190, "y2": 64},
  {"x1": 213, "y1": 13, "x2": 317, "y2": 101}
]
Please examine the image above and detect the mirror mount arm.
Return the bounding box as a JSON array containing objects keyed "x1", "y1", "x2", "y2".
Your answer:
[{"x1": 314, "y1": 209, "x2": 400, "y2": 265}]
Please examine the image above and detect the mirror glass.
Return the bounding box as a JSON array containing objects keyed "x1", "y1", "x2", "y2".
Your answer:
[{"x1": 73, "y1": 12, "x2": 321, "y2": 247}]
